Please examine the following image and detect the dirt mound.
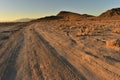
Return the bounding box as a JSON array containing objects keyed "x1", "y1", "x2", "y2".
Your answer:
[
  {"x1": 106, "y1": 39, "x2": 120, "y2": 51},
  {"x1": 99, "y1": 8, "x2": 120, "y2": 18}
]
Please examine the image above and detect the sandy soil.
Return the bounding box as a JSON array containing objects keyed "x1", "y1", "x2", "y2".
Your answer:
[{"x1": 0, "y1": 19, "x2": 120, "y2": 80}]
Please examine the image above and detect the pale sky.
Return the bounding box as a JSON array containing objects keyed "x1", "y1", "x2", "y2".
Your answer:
[{"x1": 0, "y1": 0, "x2": 120, "y2": 21}]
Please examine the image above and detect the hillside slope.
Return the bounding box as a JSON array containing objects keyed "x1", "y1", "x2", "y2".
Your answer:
[{"x1": 99, "y1": 8, "x2": 120, "y2": 19}]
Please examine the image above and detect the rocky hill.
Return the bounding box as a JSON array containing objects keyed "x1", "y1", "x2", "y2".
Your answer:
[
  {"x1": 99, "y1": 8, "x2": 120, "y2": 18},
  {"x1": 57, "y1": 11, "x2": 94, "y2": 20}
]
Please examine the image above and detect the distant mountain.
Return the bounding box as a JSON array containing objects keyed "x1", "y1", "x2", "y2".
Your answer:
[
  {"x1": 82, "y1": 14, "x2": 94, "y2": 17},
  {"x1": 57, "y1": 11, "x2": 94, "y2": 20},
  {"x1": 99, "y1": 8, "x2": 120, "y2": 18},
  {"x1": 57, "y1": 11, "x2": 82, "y2": 20},
  {"x1": 33, "y1": 11, "x2": 93, "y2": 22},
  {"x1": 36, "y1": 16, "x2": 63, "y2": 21},
  {"x1": 57, "y1": 11, "x2": 82, "y2": 16},
  {"x1": 32, "y1": 8, "x2": 120, "y2": 22},
  {"x1": 15, "y1": 18, "x2": 34, "y2": 22}
]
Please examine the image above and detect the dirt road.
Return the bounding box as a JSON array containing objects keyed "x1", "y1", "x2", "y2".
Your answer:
[
  {"x1": 0, "y1": 20, "x2": 120, "y2": 80},
  {"x1": 0, "y1": 23, "x2": 84, "y2": 80}
]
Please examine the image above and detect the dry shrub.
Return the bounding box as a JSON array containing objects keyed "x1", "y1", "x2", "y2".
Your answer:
[
  {"x1": 112, "y1": 28, "x2": 120, "y2": 34},
  {"x1": 106, "y1": 39, "x2": 120, "y2": 51},
  {"x1": 76, "y1": 26, "x2": 94, "y2": 36}
]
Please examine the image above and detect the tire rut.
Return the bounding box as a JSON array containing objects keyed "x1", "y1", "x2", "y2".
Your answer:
[
  {"x1": 0, "y1": 31, "x2": 24, "y2": 80},
  {"x1": 32, "y1": 29, "x2": 86, "y2": 80}
]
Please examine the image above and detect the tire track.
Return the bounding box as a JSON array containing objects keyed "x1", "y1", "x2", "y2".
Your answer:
[
  {"x1": 0, "y1": 31, "x2": 24, "y2": 80},
  {"x1": 32, "y1": 29, "x2": 87, "y2": 80}
]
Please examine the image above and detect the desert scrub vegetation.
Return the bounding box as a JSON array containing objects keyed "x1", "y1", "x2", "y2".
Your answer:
[
  {"x1": 106, "y1": 39, "x2": 120, "y2": 51},
  {"x1": 112, "y1": 28, "x2": 120, "y2": 34}
]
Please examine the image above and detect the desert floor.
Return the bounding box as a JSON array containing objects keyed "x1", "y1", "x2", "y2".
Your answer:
[{"x1": 0, "y1": 20, "x2": 120, "y2": 80}]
